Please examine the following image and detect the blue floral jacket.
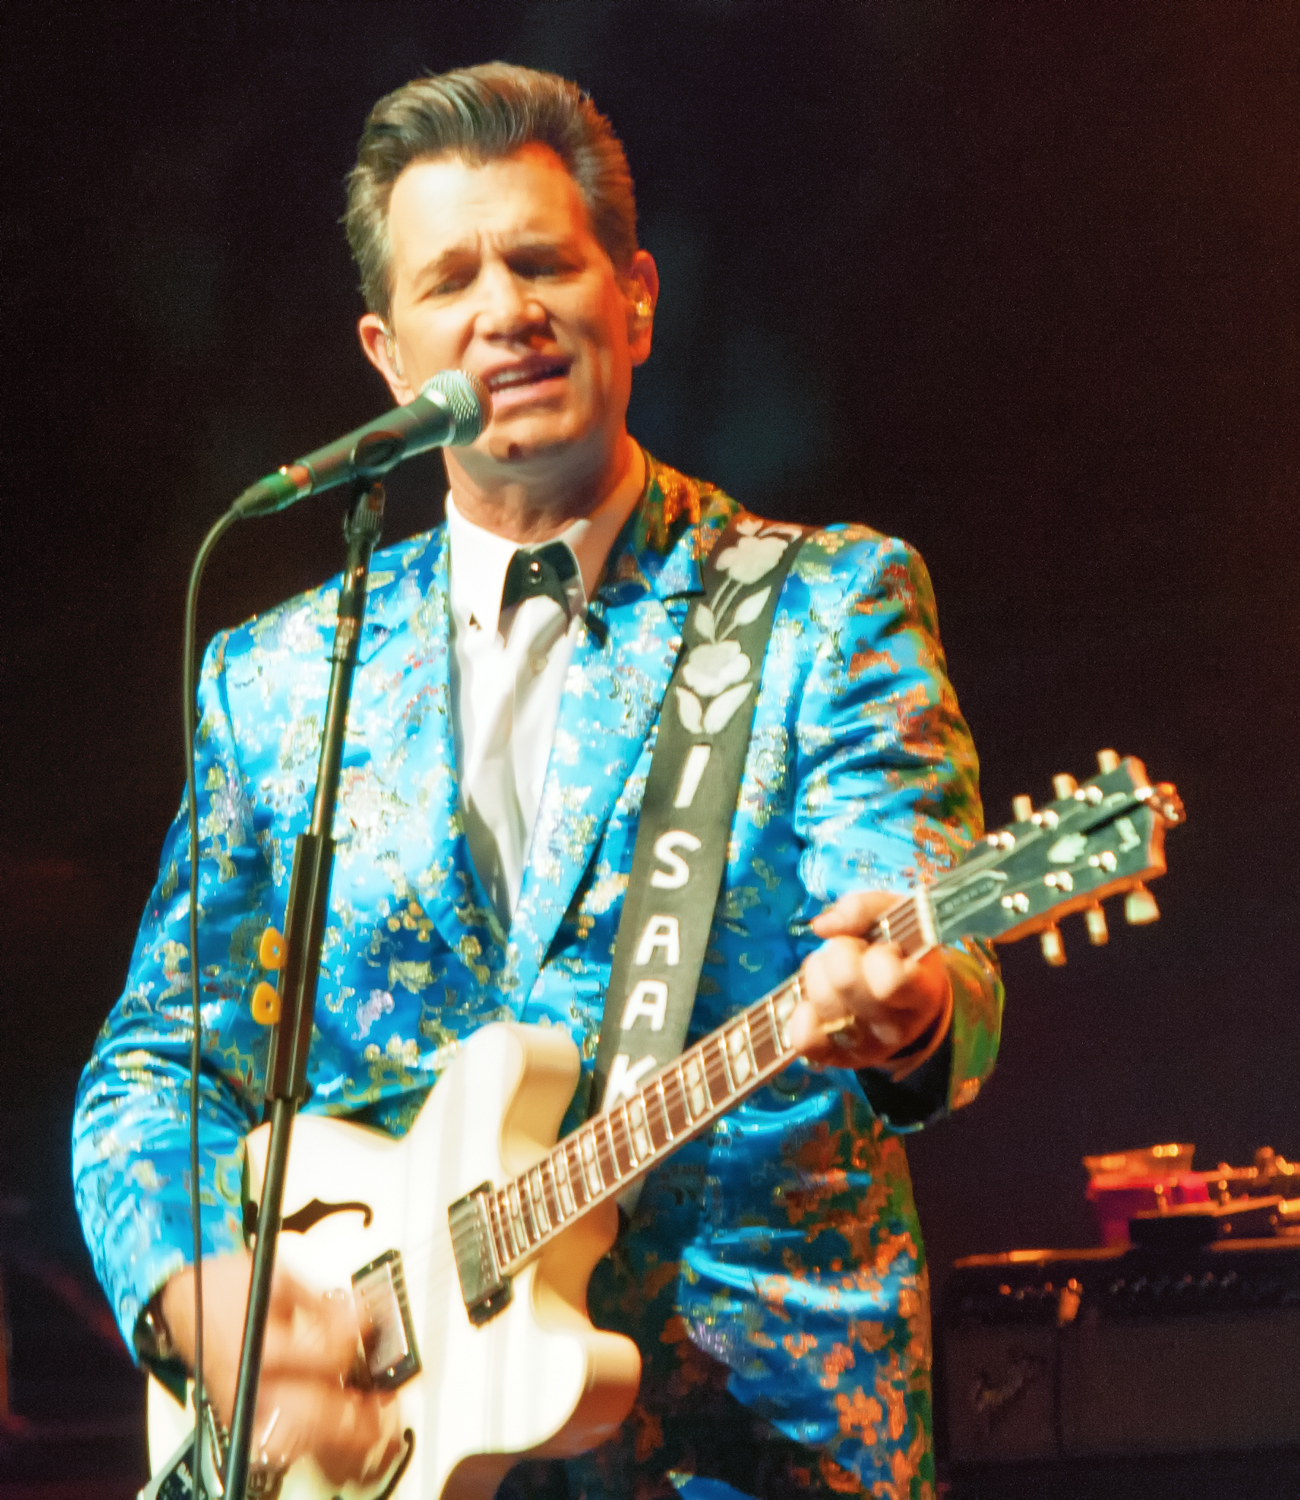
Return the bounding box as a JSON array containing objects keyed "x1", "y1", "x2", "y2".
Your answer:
[{"x1": 73, "y1": 457, "x2": 1002, "y2": 1497}]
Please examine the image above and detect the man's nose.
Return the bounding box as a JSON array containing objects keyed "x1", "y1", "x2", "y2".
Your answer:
[{"x1": 475, "y1": 264, "x2": 545, "y2": 338}]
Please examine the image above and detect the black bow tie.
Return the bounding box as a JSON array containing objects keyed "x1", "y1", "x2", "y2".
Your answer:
[{"x1": 500, "y1": 541, "x2": 581, "y2": 618}]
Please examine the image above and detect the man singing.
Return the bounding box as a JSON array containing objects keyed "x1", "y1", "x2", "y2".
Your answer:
[{"x1": 74, "y1": 63, "x2": 1002, "y2": 1499}]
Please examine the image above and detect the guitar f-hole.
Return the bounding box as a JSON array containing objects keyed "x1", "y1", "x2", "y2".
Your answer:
[{"x1": 243, "y1": 1197, "x2": 375, "y2": 1238}]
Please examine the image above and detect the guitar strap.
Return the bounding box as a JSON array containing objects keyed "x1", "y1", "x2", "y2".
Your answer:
[{"x1": 590, "y1": 512, "x2": 809, "y2": 1182}]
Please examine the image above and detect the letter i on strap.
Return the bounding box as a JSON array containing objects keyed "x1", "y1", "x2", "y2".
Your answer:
[{"x1": 591, "y1": 513, "x2": 808, "y2": 1203}]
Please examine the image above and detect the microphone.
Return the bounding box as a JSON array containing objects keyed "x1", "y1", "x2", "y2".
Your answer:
[{"x1": 233, "y1": 369, "x2": 490, "y2": 518}]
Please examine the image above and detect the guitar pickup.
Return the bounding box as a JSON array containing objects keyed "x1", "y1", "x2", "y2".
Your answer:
[
  {"x1": 449, "y1": 1182, "x2": 512, "y2": 1326},
  {"x1": 352, "y1": 1249, "x2": 421, "y2": 1391}
]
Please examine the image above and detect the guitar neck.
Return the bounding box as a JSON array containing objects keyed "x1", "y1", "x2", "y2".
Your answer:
[{"x1": 483, "y1": 891, "x2": 932, "y2": 1275}]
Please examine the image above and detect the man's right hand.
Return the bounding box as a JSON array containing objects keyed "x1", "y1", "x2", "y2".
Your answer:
[{"x1": 159, "y1": 1252, "x2": 401, "y2": 1484}]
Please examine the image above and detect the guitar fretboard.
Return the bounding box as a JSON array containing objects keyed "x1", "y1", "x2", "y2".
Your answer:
[{"x1": 484, "y1": 888, "x2": 932, "y2": 1274}]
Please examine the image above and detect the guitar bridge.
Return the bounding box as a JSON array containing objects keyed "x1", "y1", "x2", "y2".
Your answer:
[
  {"x1": 449, "y1": 1182, "x2": 512, "y2": 1325},
  {"x1": 351, "y1": 1249, "x2": 421, "y2": 1391}
]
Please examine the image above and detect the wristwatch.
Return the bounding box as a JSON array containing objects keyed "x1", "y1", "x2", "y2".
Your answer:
[
  {"x1": 137, "y1": 1294, "x2": 179, "y2": 1362},
  {"x1": 135, "y1": 1293, "x2": 190, "y2": 1405}
]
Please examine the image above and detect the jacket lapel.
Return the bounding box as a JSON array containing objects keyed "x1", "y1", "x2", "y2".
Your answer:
[
  {"x1": 356, "y1": 526, "x2": 501, "y2": 967},
  {"x1": 505, "y1": 461, "x2": 716, "y2": 1013}
]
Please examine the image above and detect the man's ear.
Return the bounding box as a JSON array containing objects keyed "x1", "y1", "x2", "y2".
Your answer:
[
  {"x1": 358, "y1": 313, "x2": 417, "y2": 405},
  {"x1": 623, "y1": 249, "x2": 659, "y2": 367}
]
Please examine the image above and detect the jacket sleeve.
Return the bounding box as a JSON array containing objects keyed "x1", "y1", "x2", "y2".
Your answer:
[
  {"x1": 790, "y1": 526, "x2": 1003, "y2": 1127},
  {"x1": 72, "y1": 631, "x2": 272, "y2": 1352}
]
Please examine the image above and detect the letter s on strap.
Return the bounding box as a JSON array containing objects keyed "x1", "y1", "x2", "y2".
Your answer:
[{"x1": 649, "y1": 830, "x2": 703, "y2": 890}]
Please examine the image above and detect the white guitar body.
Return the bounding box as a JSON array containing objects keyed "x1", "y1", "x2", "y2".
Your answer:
[{"x1": 147, "y1": 1023, "x2": 640, "y2": 1499}]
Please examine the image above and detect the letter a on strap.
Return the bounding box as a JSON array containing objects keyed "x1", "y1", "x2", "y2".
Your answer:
[{"x1": 591, "y1": 513, "x2": 808, "y2": 1198}]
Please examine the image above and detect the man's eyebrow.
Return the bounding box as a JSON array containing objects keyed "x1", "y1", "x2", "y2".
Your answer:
[
  {"x1": 406, "y1": 245, "x2": 480, "y2": 292},
  {"x1": 410, "y1": 234, "x2": 573, "y2": 278},
  {"x1": 414, "y1": 244, "x2": 477, "y2": 275},
  {"x1": 501, "y1": 232, "x2": 578, "y2": 254}
]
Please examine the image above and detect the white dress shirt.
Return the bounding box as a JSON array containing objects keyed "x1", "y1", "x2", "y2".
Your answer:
[{"x1": 446, "y1": 447, "x2": 647, "y2": 926}]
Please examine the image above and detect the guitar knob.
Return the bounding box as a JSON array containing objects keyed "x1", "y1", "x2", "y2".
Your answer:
[
  {"x1": 1040, "y1": 926, "x2": 1066, "y2": 966},
  {"x1": 1084, "y1": 904, "x2": 1109, "y2": 946},
  {"x1": 1012, "y1": 794, "x2": 1034, "y2": 822},
  {"x1": 1053, "y1": 774, "x2": 1078, "y2": 799},
  {"x1": 251, "y1": 980, "x2": 282, "y2": 1024},
  {"x1": 1097, "y1": 749, "x2": 1121, "y2": 773},
  {"x1": 259, "y1": 926, "x2": 287, "y2": 970},
  {"x1": 1125, "y1": 884, "x2": 1160, "y2": 925}
]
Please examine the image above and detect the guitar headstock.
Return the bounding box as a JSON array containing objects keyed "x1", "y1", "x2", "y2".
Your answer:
[{"x1": 930, "y1": 750, "x2": 1185, "y2": 963}]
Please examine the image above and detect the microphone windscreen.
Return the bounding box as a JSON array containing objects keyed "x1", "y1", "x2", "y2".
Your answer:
[{"x1": 420, "y1": 370, "x2": 491, "y2": 445}]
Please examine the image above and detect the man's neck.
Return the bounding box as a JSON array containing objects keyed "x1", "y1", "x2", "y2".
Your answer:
[{"x1": 445, "y1": 431, "x2": 641, "y2": 544}]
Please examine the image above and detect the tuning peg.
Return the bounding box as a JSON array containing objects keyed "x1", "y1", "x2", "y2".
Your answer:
[
  {"x1": 1052, "y1": 773, "x2": 1078, "y2": 800},
  {"x1": 259, "y1": 926, "x2": 287, "y2": 970},
  {"x1": 251, "y1": 980, "x2": 282, "y2": 1025},
  {"x1": 1125, "y1": 884, "x2": 1160, "y2": 925},
  {"x1": 1097, "y1": 749, "x2": 1121, "y2": 773},
  {"x1": 1154, "y1": 782, "x2": 1186, "y2": 824},
  {"x1": 1084, "y1": 904, "x2": 1109, "y2": 946},
  {"x1": 1012, "y1": 794, "x2": 1034, "y2": 822},
  {"x1": 1040, "y1": 926, "x2": 1066, "y2": 965}
]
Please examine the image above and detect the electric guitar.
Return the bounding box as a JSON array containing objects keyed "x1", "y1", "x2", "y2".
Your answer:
[{"x1": 146, "y1": 752, "x2": 1184, "y2": 1499}]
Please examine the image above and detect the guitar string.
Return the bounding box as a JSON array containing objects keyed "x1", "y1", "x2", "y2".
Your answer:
[
  {"x1": 281, "y1": 894, "x2": 942, "y2": 1301},
  {"x1": 273, "y1": 811, "x2": 1151, "y2": 1324},
  {"x1": 322, "y1": 846, "x2": 1114, "y2": 1312},
  {"x1": 279, "y1": 886, "x2": 948, "y2": 1319}
]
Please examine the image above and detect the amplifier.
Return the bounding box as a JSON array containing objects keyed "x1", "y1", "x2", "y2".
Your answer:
[{"x1": 937, "y1": 1238, "x2": 1300, "y2": 1464}]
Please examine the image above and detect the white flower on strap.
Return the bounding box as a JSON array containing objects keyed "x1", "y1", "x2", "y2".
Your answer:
[
  {"x1": 677, "y1": 639, "x2": 754, "y2": 733},
  {"x1": 682, "y1": 641, "x2": 749, "y2": 696},
  {"x1": 675, "y1": 519, "x2": 795, "y2": 735},
  {"x1": 713, "y1": 533, "x2": 789, "y2": 585},
  {"x1": 676, "y1": 680, "x2": 753, "y2": 734}
]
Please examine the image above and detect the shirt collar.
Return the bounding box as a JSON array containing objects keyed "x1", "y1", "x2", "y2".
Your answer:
[{"x1": 445, "y1": 443, "x2": 647, "y2": 640}]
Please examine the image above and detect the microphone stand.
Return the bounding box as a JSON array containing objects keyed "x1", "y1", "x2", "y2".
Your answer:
[{"x1": 223, "y1": 478, "x2": 385, "y2": 1500}]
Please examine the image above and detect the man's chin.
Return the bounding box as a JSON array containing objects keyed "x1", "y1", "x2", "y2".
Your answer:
[{"x1": 478, "y1": 416, "x2": 593, "y2": 470}]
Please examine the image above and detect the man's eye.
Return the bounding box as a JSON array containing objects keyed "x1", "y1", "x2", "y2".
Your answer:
[{"x1": 428, "y1": 271, "x2": 474, "y2": 297}]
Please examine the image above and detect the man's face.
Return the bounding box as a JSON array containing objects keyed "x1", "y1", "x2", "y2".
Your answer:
[{"x1": 360, "y1": 144, "x2": 656, "y2": 494}]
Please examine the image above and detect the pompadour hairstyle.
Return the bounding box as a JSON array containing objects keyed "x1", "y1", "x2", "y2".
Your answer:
[{"x1": 344, "y1": 62, "x2": 639, "y2": 322}]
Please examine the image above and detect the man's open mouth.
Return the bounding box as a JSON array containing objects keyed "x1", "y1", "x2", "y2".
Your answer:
[{"x1": 485, "y1": 359, "x2": 570, "y2": 393}]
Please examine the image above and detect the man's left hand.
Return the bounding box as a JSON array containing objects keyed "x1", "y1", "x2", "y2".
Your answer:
[{"x1": 787, "y1": 892, "x2": 951, "y2": 1072}]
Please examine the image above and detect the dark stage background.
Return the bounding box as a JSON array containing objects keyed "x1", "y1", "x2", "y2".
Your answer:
[{"x1": 2, "y1": 0, "x2": 1297, "y2": 1486}]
